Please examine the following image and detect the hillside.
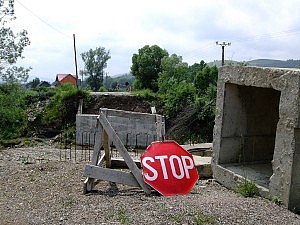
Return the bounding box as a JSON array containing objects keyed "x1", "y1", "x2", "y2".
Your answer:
[
  {"x1": 208, "y1": 59, "x2": 300, "y2": 68},
  {"x1": 248, "y1": 59, "x2": 300, "y2": 68}
]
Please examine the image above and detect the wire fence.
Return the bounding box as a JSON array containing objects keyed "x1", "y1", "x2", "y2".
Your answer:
[{"x1": 58, "y1": 131, "x2": 146, "y2": 162}]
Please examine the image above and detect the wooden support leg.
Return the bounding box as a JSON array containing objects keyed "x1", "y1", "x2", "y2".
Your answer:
[
  {"x1": 103, "y1": 130, "x2": 111, "y2": 168},
  {"x1": 83, "y1": 120, "x2": 103, "y2": 194},
  {"x1": 99, "y1": 112, "x2": 152, "y2": 194}
]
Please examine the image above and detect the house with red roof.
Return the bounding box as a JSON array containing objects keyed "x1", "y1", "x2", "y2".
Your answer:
[{"x1": 55, "y1": 74, "x2": 77, "y2": 86}]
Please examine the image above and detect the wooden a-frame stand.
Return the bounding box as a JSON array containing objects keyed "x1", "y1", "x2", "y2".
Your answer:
[{"x1": 83, "y1": 111, "x2": 153, "y2": 195}]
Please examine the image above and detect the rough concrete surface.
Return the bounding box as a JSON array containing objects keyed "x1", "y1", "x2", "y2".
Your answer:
[{"x1": 213, "y1": 66, "x2": 300, "y2": 212}]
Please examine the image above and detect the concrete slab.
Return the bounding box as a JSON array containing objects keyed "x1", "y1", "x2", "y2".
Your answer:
[
  {"x1": 223, "y1": 163, "x2": 272, "y2": 188},
  {"x1": 193, "y1": 155, "x2": 212, "y2": 178},
  {"x1": 182, "y1": 143, "x2": 213, "y2": 157}
]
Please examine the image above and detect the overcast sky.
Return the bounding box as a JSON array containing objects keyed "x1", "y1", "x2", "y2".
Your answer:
[{"x1": 11, "y1": 0, "x2": 300, "y2": 82}]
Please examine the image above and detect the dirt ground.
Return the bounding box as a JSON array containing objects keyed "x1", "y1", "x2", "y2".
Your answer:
[{"x1": 1, "y1": 145, "x2": 300, "y2": 225}]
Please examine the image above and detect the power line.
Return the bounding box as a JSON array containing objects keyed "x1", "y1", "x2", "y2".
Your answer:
[
  {"x1": 182, "y1": 26, "x2": 300, "y2": 62},
  {"x1": 15, "y1": 0, "x2": 71, "y2": 39}
]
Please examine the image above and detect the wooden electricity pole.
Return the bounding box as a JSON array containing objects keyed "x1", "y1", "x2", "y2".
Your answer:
[
  {"x1": 216, "y1": 41, "x2": 231, "y2": 66},
  {"x1": 73, "y1": 34, "x2": 79, "y2": 88}
]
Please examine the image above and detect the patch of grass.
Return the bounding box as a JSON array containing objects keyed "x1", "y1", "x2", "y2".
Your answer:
[
  {"x1": 23, "y1": 138, "x2": 32, "y2": 146},
  {"x1": 172, "y1": 212, "x2": 184, "y2": 224},
  {"x1": 237, "y1": 178, "x2": 257, "y2": 197},
  {"x1": 105, "y1": 208, "x2": 115, "y2": 221},
  {"x1": 0, "y1": 139, "x2": 21, "y2": 148},
  {"x1": 132, "y1": 89, "x2": 157, "y2": 100},
  {"x1": 64, "y1": 196, "x2": 76, "y2": 207},
  {"x1": 271, "y1": 195, "x2": 283, "y2": 205},
  {"x1": 193, "y1": 213, "x2": 217, "y2": 225},
  {"x1": 28, "y1": 175, "x2": 36, "y2": 182},
  {"x1": 20, "y1": 156, "x2": 29, "y2": 165},
  {"x1": 117, "y1": 207, "x2": 130, "y2": 224}
]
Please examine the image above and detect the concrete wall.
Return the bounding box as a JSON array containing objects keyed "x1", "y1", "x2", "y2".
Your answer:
[
  {"x1": 213, "y1": 66, "x2": 300, "y2": 212},
  {"x1": 76, "y1": 108, "x2": 165, "y2": 148},
  {"x1": 219, "y1": 84, "x2": 280, "y2": 164}
]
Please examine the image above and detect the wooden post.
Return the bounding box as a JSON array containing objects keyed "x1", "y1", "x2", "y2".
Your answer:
[
  {"x1": 103, "y1": 130, "x2": 111, "y2": 168},
  {"x1": 83, "y1": 117, "x2": 103, "y2": 194},
  {"x1": 156, "y1": 115, "x2": 163, "y2": 141}
]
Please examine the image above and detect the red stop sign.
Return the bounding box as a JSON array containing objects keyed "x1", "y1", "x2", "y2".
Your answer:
[{"x1": 140, "y1": 140, "x2": 199, "y2": 196}]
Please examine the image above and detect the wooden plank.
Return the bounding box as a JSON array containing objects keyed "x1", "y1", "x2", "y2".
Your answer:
[
  {"x1": 84, "y1": 119, "x2": 103, "y2": 193},
  {"x1": 84, "y1": 165, "x2": 140, "y2": 187},
  {"x1": 91, "y1": 118, "x2": 103, "y2": 165},
  {"x1": 99, "y1": 111, "x2": 152, "y2": 194},
  {"x1": 156, "y1": 114, "x2": 163, "y2": 141},
  {"x1": 103, "y1": 130, "x2": 111, "y2": 168},
  {"x1": 84, "y1": 153, "x2": 106, "y2": 194}
]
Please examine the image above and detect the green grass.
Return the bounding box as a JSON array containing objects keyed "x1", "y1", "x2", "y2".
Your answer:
[
  {"x1": 172, "y1": 212, "x2": 184, "y2": 224},
  {"x1": 20, "y1": 156, "x2": 29, "y2": 165},
  {"x1": 193, "y1": 213, "x2": 217, "y2": 225},
  {"x1": 63, "y1": 196, "x2": 76, "y2": 207},
  {"x1": 132, "y1": 89, "x2": 157, "y2": 100},
  {"x1": 237, "y1": 178, "x2": 257, "y2": 197},
  {"x1": 271, "y1": 195, "x2": 283, "y2": 205},
  {"x1": 117, "y1": 207, "x2": 130, "y2": 224}
]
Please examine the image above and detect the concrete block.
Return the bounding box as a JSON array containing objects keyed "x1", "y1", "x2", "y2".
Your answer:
[
  {"x1": 193, "y1": 156, "x2": 212, "y2": 178},
  {"x1": 213, "y1": 66, "x2": 300, "y2": 212}
]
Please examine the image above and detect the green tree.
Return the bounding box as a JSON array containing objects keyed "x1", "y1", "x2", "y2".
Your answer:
[
  {"x1": 158, "y1": 54, "x2": 190, "y2": 95},
  {"x1": 0, "y1": 0, "x2": 31, "y2": 83},
  {"x1": 194, "y1": 65, "x2": 218, "y2": 95},
  {"x1": 131, "y1": 45, "x2": 168, "y2": 92},
  {"x1": 27, "y1": 77, "x2": 40, "y2": 89},
  {"x1": 188, "y1": 60, "x2": 207, "y2": 82},
  {"x1": 194, "y1": 65, "x2": 218, "y2": 142},
  {"x1": 80, "y1": 47, "x2": 111, "y2": 91}
]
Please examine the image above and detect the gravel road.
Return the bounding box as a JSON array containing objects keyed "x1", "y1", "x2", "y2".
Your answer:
[{"x1": 1, "y1": 146, "x2": 299, "y2": 225}]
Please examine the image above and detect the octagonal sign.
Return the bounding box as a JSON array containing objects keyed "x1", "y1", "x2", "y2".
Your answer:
[{"x1": 140, "y1": 140, "x2": 199, "y2": 196}]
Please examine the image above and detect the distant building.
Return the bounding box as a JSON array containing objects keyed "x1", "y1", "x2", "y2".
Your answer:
[
  {"x1": 54, "y1": 74, "x2": 77, "y2": 86},
  {"x1": 37, "y1": 81, "x2": 51, "y2": 88}
]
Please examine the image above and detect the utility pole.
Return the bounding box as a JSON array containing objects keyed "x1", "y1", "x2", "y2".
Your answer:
[
  {"x1": 73, "y1": 34, "x2": 79, "y2": 88},
  {"x1": 216, "y1": 41, "x2": 231, "y2": 66}
]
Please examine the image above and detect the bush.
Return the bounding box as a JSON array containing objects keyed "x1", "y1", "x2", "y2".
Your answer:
[
  {"x1": 0, "y1": 83, "x2": 28, "y2": 140},
  {"x1": 160, "y1": 82, "x2": 195, "y2": 119},
  {"x1": 132, "y1": 89, "x2": 157, "y2": 100},
  {"x1": 42, "y1": 85, "x2": 90, "y2": 133}
]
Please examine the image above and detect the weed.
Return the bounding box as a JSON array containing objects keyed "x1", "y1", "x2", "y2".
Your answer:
[
  {"x1": 117, "y1": 207, "x2": 130, "y2": 224},
  {"x1": 132, "y1": 89, "x2": 157, "y2": 100},
  {"x1": 64, "y1": 196, "x2": 76, "y2": 207},
  {"x1": 194, "y1": 213, "x2": 217, "y2": 225},
  {"x1": 20, "y1": 156, "x2": 29, "y2": 165},
  {"x1": 237, "y1": 178, "x2": 257, "y2": 197},
  {"x1": 271, "y1": 195, "x2": 283, "y2": 205},
  {"x1": 105, "y1": 208, "x2": 115, "y2": 221},
  {"x1": 171, "y1": 212, "x2": 185, "y2": 224},
  {"x1": 23, "y1": 138, "x2": 31, "y2": 146},
  {"x1": 29, "y1": 175, "x2": 35, "y2": 182}
]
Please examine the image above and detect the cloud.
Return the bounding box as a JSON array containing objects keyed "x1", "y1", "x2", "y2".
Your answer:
[{"x1": 11, "y1": 0, "x2": 300, "y2": 82}]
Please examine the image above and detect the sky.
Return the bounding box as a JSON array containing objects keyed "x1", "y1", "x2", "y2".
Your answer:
[{"x1": 10, "y1": 0, "x2": 300, "y2": 82}]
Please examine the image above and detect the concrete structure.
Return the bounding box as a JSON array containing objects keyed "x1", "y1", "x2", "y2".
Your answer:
[
  {"x1": 213, "y1": 66, "x2": 300, "y2": 212},
  {"x1": 76, "y1": 108, "x2": 165, "y2": 148}
]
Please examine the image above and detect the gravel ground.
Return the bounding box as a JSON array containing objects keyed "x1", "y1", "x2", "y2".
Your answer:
[{"x1": 1, "y1": 145, "x2": 300, "y2": 225}]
